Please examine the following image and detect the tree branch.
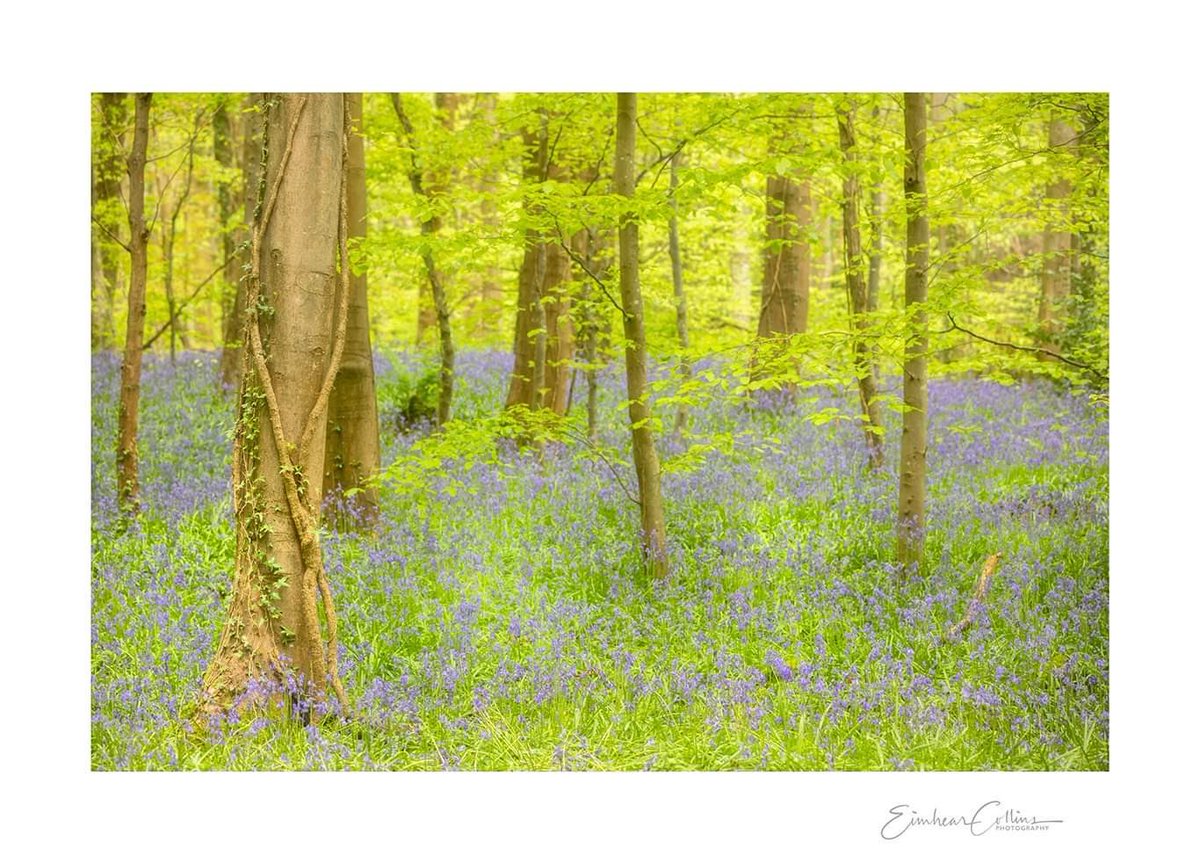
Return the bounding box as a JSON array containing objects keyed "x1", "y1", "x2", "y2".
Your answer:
[
  {"x1": 142, "y1": 252, "x2": 237, "y2": 350},
  {"x1": 553, "y1": 220, "x2": 628, "y2": 318},
  {"x1": 944, "y1": 313, "x2": 1108, "y2": 381},
  {"x1": 91, "y1": 215, "x2": 130, "y2": 253}
]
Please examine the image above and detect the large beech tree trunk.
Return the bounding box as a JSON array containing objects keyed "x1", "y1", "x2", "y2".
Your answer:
[
  {"x1": 837, "y1": 106, "x2": 885, "y2": 469},
  {"x1": 391, "y1": 93, "x2": 456, "y2": 426},
  {"x1": 323, "y1": 94, "x2": 381, "y2": 523},
  {"x1": 615, "y1": 92, "x2": 668, "y2": 577},
  {"x1": 202, "y1": 93, "x2": 350, "y2": 716},
  {"x1": 1038, "y1": 116, "x2": 1077, "y2": 356},
  {"x1": 897, "y1": 92, "x2": 929, "y2": 573},
  {"x1": 116, "y1": 93, "x2": 152, "y2": 514}
]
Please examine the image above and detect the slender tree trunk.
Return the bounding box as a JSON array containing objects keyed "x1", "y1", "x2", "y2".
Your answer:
[
  {"x1": 615, "y1": 92, "x2": 668, "y2": 577},
  {"x1": 542, "y1": 239, "x2": 575, "y2": 414},
  {"x1": 668, "y1": 151, "x2": 690, "y2": 432},
  {"x1": 475, "y1": 94, "x2": 504, "y2": 337},
  {"x1": 897, "y1": 93, "x2": 929, "y2": 573},
  {"x1": 730, "y1": 198, "x2": 753, "y2": 329},
  {"x1": 505, "y1": 114, "x2": 551, "y2": 412},
  {"x1": 323, "y1": 94, "x2": 381, "y2": 524},
  {"x1": 116, "y1": 93, "x2": 152, "y2": 514},
  {"x1": 755, "y1": 128, "x2": 812, "y2": 383},
  {"x1": 159, "y1": 122, "x2": 198, "y2": 364},
  {"x1": 837, "y1": 107, "x2": 885, "y2": 469},
  {"x1": 758, "y1": 175, "x2": 811, "y2": 338},
  {"x1": 202, "y1": 93, "x2": 350, "y2": 717},
  {"x1": 215, "y1": 100, "x2": 242, "y2": 385},
  {"x1": 391, "y1": 93, "x2": 456, "y2": 425},
  {"x1": 92, "y1": 93, "x2": 127, "y2": 352},
  {"x1": 221, "y1": 94, "x2": 264, "y2": 390},
  {"x1": 578, "y1": 227, "x2": 606, "y2": 441},
  {"x1": 1038, "y1": 116, "x2": 1077, "y2": 356}
]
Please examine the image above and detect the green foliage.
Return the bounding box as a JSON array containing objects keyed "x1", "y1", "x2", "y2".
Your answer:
[{"x1": 378, "y1": 364, "x2": 441, "y2": 432}]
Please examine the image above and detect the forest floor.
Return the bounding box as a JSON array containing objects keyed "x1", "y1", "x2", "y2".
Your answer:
[{"x1": 91, "y1": 350, "x2": 1108, "y2": 770}]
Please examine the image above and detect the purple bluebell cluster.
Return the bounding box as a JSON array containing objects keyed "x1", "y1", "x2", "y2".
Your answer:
[{"x1": 92, "y1": 350, "x2": 1108, "y2": 770}]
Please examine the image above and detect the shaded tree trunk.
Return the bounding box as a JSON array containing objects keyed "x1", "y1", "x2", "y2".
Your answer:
[
  {"x1": 322, "y1": 93, "x2": 381, "y2": 524},
  {"x1": 615, "y1": 92, "x2": 668, "y2": 577},
  {"x1": 92, "y1": 93, "x2": 128, "y2": 352},
  {"x1": 897, "y1": 93, "x2": 929, "y2": 573},
  {"x1": 837, "y1": 106, "x2": 884, "y2": 469},
  {"x1": 116, "y1": 93, "x2": 152, "y2": 514},
  {"x1": 202, "y1": 93, "x2": 350, "y2": 717},
  {"x1": 668, "y1": 151, "x2": 690, "y2": 433},
  {"x1": 1038, "y1": 116, "x2": 1077, "y2": 356},
  {"x1": 391, "y1": 93, "x2": 456, "y2": 426}
]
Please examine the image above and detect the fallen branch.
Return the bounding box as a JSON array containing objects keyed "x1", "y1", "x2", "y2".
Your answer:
[{"x1": 946, "y1": 552, "x2": 1002, "y2": 640}]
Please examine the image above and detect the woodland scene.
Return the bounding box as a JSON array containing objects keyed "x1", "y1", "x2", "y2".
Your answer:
[{"x1": 91, "y1": 91, "x2": 1108, "y2": 771}]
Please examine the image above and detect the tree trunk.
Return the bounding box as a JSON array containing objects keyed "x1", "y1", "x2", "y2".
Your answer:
[
  {"x1": 322, "y1": 94, "x2": 381, "y2": 524},
  {"x1": 668, "y1": 151, "x2": 690, "y2": 433},
  {"x1": 202, "y1": 93, "x2": 350, "y2": 717},
  {"x1": 474, "y1": 94, "x2": 505, "y2": 338},
  {"x1": 220, "y1": 94, "x2": 263, "y2": 390},
  {"x1": 1038, "y1": 116, "x2": 1077, "y2": 356},
  {"x1": 897, "y1": 93, "x2": 930, "y2": 573},
  {"x1": 758, "y1": 175, "x2": 811, "y2": 338},
  {"x1": 215, "y1": 100, "x2": 241, "y2": 385},
  {"x1": 837, "y1": 106, "x2": 885, "y2": 469},
  {"x1": 391, "y1": 93, "x2": 456, "y2": 425},
  {"x1": 755, "y1": 133, "x2": 812, "y2": 383},
  {"x1": 116, "y1": 93, "x2": 152, "y2": 514},
  {"x1": 615, "y1": 92, "x2": 668, "y2": 577},
  {"x1": 505, "y1": 114, "x2": 551, "y2": 413},
  {"x1": 542, "y1": 239, "x2": 575, "y2": 415},
  {"x1": 159, "y1": 117, "x2": 198, "y2": 364},
  {"x1": 92, "y1": 93, "x2": 127, "y2": 352}
]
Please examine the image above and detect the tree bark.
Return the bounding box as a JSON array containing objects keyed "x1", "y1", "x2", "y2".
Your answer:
[
  {"x1": 116, "y1": 93, "x2": 152, "y2": 514},
  {"x1": 322, "y1": 94, "x2": 381, "y2": 524},
  {"x1": 837, "y1": 106, "x2": 885, "y2": 469},
  {"x1": 897, "y1": 93, "x2": 930, "y2": 573},
  {"x1": 1037, "y1": 116, "x2": 1077, "y2": 356},
  {"x1": 202, "y1": 93, "x2": 350, "y2": 717},
  {"x1": 668, "y1": 151, "x2": 690, "y2": 433},
  {"x1": 615, "y1": 92, "x2": 668, "y2": 577}
]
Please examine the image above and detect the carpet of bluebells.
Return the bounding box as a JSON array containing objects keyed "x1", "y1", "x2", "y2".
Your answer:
[{"x1": 91, "y1": 349, "x2": 1108, "y2": 770}]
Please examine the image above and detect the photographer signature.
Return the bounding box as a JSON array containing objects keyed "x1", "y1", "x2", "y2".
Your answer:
[{"x1": 881, "y1": 801, "x2": 1063, "y2": 839}]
